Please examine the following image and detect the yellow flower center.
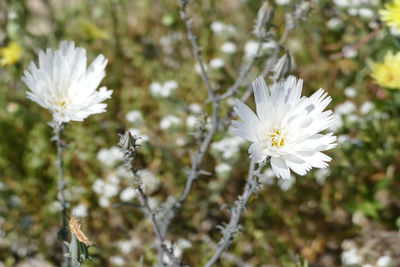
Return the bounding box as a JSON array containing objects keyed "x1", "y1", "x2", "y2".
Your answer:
[{"x1": 268, "y1": 128, "x2": 287, "y2": 148}]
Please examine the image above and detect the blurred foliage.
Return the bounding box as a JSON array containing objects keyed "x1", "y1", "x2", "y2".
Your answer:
[{"x1": 0, "y1": 0, "x2": 400, "y2": 266}]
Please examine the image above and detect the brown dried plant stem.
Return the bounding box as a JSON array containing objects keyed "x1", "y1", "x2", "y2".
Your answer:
[{"x1": 54, "y1": 123, "x2": 69, "y2": 266}]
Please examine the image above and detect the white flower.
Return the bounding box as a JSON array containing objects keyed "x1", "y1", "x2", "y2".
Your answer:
[
  {"x1": 138, "y1": 169, "x2": 160, "y2": 194},
  {"x1": 22, "y1": 41, "x2": 112, "y2": 124},
  {"x1": 341, "y1": 248, "x2": 360, "y2": 265},
  {"x1": 125, "y1": 110, "x2": 143, "y2": 124},
  {"x1": 186, "y1": 115, "x2": 198, "y2": 129},
  {"x1": 71, "y1": 203, "x2": 88, "y2": 218},
  {"x1": 360, "y1": 101, "x2": 374, "y2": 114},
  {"x1": 209, "y1": 58, "x2": 225, "y2": 69},
  {"x1": 344, "y1": 87, "x2": 357, "y2": 98},
  {"x1": 110, "y1": 255, "x2": 126, "y2": 266},
  {"x1": 221, "y1": 42, "x2": 237, "y2": 54},
  {"x1": 97, "y1": 146, "x2": 124, "y2": 167},
  {"x1": 160, "y1": 115, "x2": 181, "y2": 130},
  {"x1": 189, "y1": 103, "x2": 202, "y2": 114},
  {"x1": 150, "y1": 80, "x2": 178, "y2": 98},
  {"x1": 232, "y1": 76, "x2": 336, "y2": 180},
  {"x1": 120, "y1": 187, "x2": 137, "y2": 202},
  {"x1": 377, "y1": 255, "x2": 392, "y2": 267},
  {"x1": 275, "y1": 0, "x2": 290, "y2": 6}
]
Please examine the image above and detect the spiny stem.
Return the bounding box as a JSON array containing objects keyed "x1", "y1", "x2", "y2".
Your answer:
[
  {"x1": 205, "y1": 160, "x2": 265, "y2": 267},
  {"x1": 54, "y1": 123, "x2": 69, "y2": 266}
]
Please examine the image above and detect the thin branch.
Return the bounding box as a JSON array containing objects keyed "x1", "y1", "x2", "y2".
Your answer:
[
  {"x1": 54, "y1": 123, "x2": 69, "y2": 266},
  {"x1": 204, "y1": 160, "x2": 265, "y2": 267},
  {"x1": 218, "y1": 40, "x2": 263, "y2": 101},
  {"x1": 179, "y1": 0, "x2": 215, "y2": 100},
  {"x1": 329, "y1": 26, "x2": 382, "y2": 60},
  {"x1": 202, "y1": 236, "x2": 253, "y2": 267},
  {"x1": 136, "y1": 186, "x2": 181, "y2": 267}
]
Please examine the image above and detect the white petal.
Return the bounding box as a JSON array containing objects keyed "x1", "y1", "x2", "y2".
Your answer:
[
  {"x1": 252, "y1": 76, "x2": 270, "y2": 120},
  {"x1": 248, "y1": 142, "x2": 267, "y2": 162},
  {"x1": 271, "y1": 157, "x2": 291, "y2": 180},
  {"x1": 233, "y1": 99, "x2": 260, "y2": 125},
  {"x1": 232, "y1": 120, "x2": 258, "y2": 142}
]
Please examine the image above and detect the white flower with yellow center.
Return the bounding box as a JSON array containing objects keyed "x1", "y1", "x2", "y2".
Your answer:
[
  {"x1": 233, "y1": 76, "x2": 336, "y2": 180},
  {"x1": 22, "y1": 41, "x2": 112, "y2": 123}
]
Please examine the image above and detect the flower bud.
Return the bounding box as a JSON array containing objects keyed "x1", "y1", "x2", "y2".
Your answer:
[
  {"x1": 273, "y1": 51, "x2": 291, "y2": 81},
  {"x1": 253, "y1": 2, "x2": 274, "y2": 39}
]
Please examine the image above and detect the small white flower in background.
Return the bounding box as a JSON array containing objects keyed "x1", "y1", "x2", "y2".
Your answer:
[
  {"x1": 389, "y1": 26, "x2": 400, "y2": 37},
  {"x1": 148, "y1": 197, "x2": 159, "y2": 210},
  {"x1": 215, "y1": 163, "x2": 232, "y2": 178},
  {"x1": 211, "y1": 135, "x2": 246, "y2": 160},
  {"x1": 97, "y1": 146, "x2": 124, "y2": 167},
  {"x1": 377, "y1": 255, "x2": 393, "y2": 267},
  {"x1": 186, "y1": 115, "x2": 198, "y2": 129},
  {"x1": 221, "y1": 42, "x2": 237, "y2": 54},
  {"x1": 176, "y1": 137, "x2": 187, "y2": 146},
  {"x1": 189, "y1": 103, "x2": 202, "y2": 114},
  {"x1": 335, "y1": 101, "x2": 356, "y2": 116},
  {"x1": 259, "y1": 168, "x2": 275, "y2": 185},
  {"x1": 110, "y1": 255, "x2": 126, "y2": 266},
  {"x1": 138, "y1": 169, "x2": 160, "y2": 195},
  {"x1": 327, "y1": 18, "x2": 343, "y2": 30},
  {"x1": 233, "y1": 76, "x2": 336, "y2": 180},
  {"x1": 275, "y1": 0, "x2": 290, "y2": 6},
  {"x1": 125, "y1": 110, "x2": 143, "y2": 124},
  {"x1": 150, "y1": 80, "x2": 178, "y2": 98},
  {"x1": 120, "y1": 187, "x2": 137, "y2": 202},
  {"x1": 116, "y1": 237, "x2": 141, "y2": 254},
  {"x1": 344, "y1": 87, "x2": 357, "y2": 98},
  {"x1": 71, "y1": 203, "x2": 88, "y2": 218},
  {"x1": 337, "y1": 134, "x2": 350, "y2": 145},
  {"x1": 160, "y1": 115, "x2": 181, "y2": 130},
  {"x1": 358, "y1": 8, "x2": 374, "y2": 19},
  {"x1": 22, "y1": 41, "x2": 112, "y2": 124},
  {"x1": 341, "y1": 247, "x2": 360, "y2": 266},
  {"x1": 210, "y1": 21, "x2": 225, "y2": 34},
  {"x1": 209, "y1": 58, "x2": 225, "y2": 69},
  {"x1": 210, "y1": 22, "x2": 236, "y2": 36},
  {"x1": 195, "y1": 62, "x2": 208, "y2": 74},
  {"x1": 360, "y1": 101, "x2": 374, "y2": 115},
  {"x1": 278, "y1": 174, "x2": 295, "y2": 191},
  {"x1": 314, "y1": 168, "x2": 330, "y2": 184},
  {"x1": 163, "y1": 239, "x2": 192, "y2": 265},
  {"x1": 99, "y1": 196, "x2": 110, "y2": 208},
  {"x1": 342, "y1": 45, "x2": 357, "y2": 58},
  {"x1": 244, "y1": 40, "x2": 259, "y2": 58}
]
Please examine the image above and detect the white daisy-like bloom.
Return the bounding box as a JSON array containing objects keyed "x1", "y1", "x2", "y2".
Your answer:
[
  {"x1": 232, "y1": 76, "x2": 336, "y2": 180},
  {"x1": 22, "y1": 41, "x2": 112, "y2": 124}
]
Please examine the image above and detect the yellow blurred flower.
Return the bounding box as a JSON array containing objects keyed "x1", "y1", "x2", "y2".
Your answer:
[
  {"x1": 0, "y1": 42, "x2": 23, "y2": 66},
  {"x1": 81, "y1": 21, "x2": 109, "y2": 40},
  {"x1": 380, "y1": 0, "x2": 400, "y2": 28},
  {"x1": 371, "y1": 51, "x2": 400, "y2": 89}
]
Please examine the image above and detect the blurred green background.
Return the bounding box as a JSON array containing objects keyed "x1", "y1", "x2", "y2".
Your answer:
[{"x1": 1, "y1": 0, "x2": 400, "y2": 266}]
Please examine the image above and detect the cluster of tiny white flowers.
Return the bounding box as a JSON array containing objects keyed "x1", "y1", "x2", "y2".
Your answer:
[
  {"x1": 210, "y1": 21, "x2": 236, "y2": 36},
  {"x1": 125, "y1": 110, "x2": 143, "y2": 124},
  {"x1": 71, "y1": 203, "x2": 88, "y2": 218},
  {"x1": 150, "y1": 80, "x2": 178, "y2": 98},
  {"x1": 211, "y1": 134, "x2": 246, "y2": 161},
  {"x1": 97, "y1": 146, "x2": 125, "y2": 167},
  {"x1": 160, "y1": 115, "x2": 181, "y2": 130},
  {"x1": 221, "y1": 42, "x2": 237, "y2": 54},
  {"x1": 163, "y1": 239, "x2": 192, "y2": 266},
  {"x1": 92, "y1": 175, "x2": 120, "y2": 208}
]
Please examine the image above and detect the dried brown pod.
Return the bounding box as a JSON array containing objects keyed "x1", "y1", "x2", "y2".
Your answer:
[{"x1": 69, "y1": 217, "x2": 93, "y2": 246}]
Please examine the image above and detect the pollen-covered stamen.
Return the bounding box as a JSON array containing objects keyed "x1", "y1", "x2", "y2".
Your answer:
[{"x1": 267, "y1": 128, "x2": 288, "y2": 148}]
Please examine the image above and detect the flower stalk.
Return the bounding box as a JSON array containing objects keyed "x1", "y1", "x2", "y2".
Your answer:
[{"x1": 54, "y1": 123, "x2": 69, "y2": 266}]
